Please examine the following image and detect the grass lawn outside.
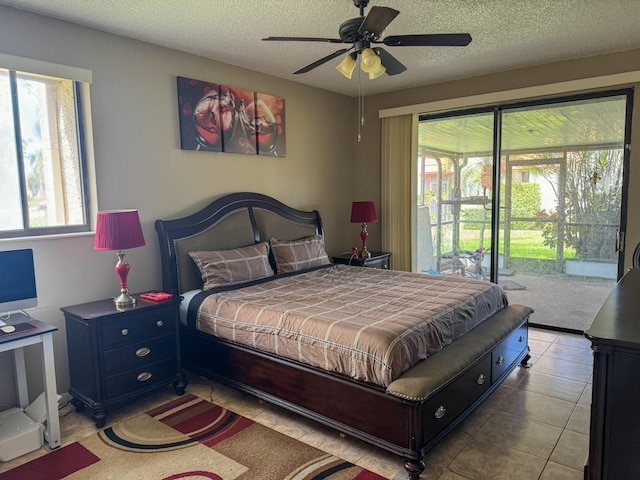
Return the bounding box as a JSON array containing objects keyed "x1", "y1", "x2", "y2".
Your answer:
[{"x1": 457, "y1": 229, "x2": 576, "y2": 260}]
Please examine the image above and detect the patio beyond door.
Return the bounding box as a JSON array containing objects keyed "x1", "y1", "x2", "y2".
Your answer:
[{"x1": 417, "y1": 91, "x2": 631, "y2": 332}]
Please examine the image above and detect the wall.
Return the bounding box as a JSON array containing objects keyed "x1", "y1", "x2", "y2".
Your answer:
[
  {"x1": 0, "y1": 5, "x2": 356, "y2": 407},
  {"x1": 357, "y1": 48, "x2": 640, "y2": 271}
]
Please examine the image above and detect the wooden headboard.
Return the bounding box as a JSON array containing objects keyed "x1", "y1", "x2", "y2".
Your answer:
[{"x1": 154, "y1": 192, "x2": 323, "y2": 295}]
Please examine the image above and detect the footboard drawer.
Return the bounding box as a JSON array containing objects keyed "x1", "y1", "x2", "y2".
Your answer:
[
  {"x1": 492, "y1": 322, "x2": 528, "y2": 382},
  {"x1": 421, "y1": 354, "x2": 492, "y2": 444}
]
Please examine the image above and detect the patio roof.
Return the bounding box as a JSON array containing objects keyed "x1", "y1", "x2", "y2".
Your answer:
[{"x1": 418, "y1": 95, "x2": 627, "y2": 156}]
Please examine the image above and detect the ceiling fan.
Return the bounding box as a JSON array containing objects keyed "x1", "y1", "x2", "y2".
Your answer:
[{"x1": 262, "y1": 0, "x2": 472, "y2": 79}]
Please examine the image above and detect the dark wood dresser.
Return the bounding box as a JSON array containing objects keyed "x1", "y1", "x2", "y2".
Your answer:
[
  {"x1": 61, "y1": 295, "x2": 187, "y2": 427},
  {"x1": 584, "y1": 268, "x2": 640, "y2": 479}
]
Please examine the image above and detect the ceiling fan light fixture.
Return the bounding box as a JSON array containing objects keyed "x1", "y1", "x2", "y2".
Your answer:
[
  {"x1": 335, "y1": 53, "x2": 357, "y2": 79},
  {"x1": 360, "y1": 47, "x2": 377, "y2": 66},
  {"x1": 368, "y1": 63, "x2": 386, "y2": 79},
  {"x1": 361, "y1": 53, "x2": 381, "y2": 73}
]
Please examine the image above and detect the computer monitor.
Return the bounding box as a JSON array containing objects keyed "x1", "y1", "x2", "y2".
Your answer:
[{"x1": 0, "y1": 248, "x2": 38, "y2": 316}]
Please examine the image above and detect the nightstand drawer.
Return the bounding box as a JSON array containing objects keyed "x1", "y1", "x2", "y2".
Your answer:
[
  {"x1": 101, "y1": 310, "x2": 176, "y2": 347},
  {"x1": 105, "y1": 357, "x2": 178, "y2": 398},
  {"x1": 103, "y1": 334, "x2": 176, "y2": 374}
]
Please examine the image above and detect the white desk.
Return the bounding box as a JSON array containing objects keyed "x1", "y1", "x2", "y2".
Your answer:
[{"x1": 0, "y1": 314, "x2": 61, "y2": 450}]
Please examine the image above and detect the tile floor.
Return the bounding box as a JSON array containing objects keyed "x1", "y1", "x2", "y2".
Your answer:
[{"x1": 0, "y1": 327, "x2": 592, "y2": 480}]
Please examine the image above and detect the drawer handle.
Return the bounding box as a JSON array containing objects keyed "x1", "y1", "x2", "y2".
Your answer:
[
  {"x1": 121, "y1": 328, "x2": 129, "y2": 336},
  {"x1": 476, "y1": 373, "x2": 486, "y2": 385},
  {"x1": 136, "y1": 347, "x2": 151, "y2": 357},
  {"x1": 156, "y1": 320, "x2": 163, "y2": 327},
  {"x1": 519, "y1": 335, "x2": 525, "y2": 343},
  {"x1": 434, "y1": 406, "x2": 447, "y2": 419},
  {"x1": 137, "y1": 371, "x2": 152, "y2": 382},
  {"x1": 496, "y1": 356, "x2": 504, "y2": 365}
]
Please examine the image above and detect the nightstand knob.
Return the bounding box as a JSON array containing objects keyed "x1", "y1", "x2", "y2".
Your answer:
[
  {"x1": 434, "y1": 406, "x2": 447, "y2": 419},
  {"x1": 137, "y1": 371, "x2": 152, "y2": 382},
  {"x1": 476, "y1": 373, "x2": 486, "y2": 385},
  {"x1": 497, "y1": 356, "x2": 505, "y2": 365},
  {"x1": 136, "y1": 347, "x2": 151, "y2": 357},
  {"x1": 121, "y1": 328, "x2": 129, "y2": 336},
  {"x1": 156, "y1": 320, "x2": 163, "y2": 327},
  {"x1": 519, "y1": 335, "x2": 525, "y2": 343}
]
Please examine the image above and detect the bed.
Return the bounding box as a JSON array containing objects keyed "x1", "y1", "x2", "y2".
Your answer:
[{"x1": 155, "y1": 191, "x2": 532, "y2": 479}]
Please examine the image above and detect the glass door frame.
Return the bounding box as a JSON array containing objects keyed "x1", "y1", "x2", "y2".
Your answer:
[{"x1": 418, "y1": 88, "x2": 634, "y2": 283}]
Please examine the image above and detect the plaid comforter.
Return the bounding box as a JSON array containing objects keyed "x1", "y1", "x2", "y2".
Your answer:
[{"x1": 193, "y1": 265, "x2": 508, "y2": 387}]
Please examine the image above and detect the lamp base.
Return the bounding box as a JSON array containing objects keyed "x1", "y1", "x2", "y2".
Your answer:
[
  {"x1": 361, "y1": 246, "x2": 372, "y2": 259},
  {"x1": 113, "y1": 290, "x2": 136, "y2": 308}
]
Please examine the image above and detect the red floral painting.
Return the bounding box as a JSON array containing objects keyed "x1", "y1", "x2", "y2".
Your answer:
[{"x1": 177, "y1": 76, "x2": 286, "y2": 157}]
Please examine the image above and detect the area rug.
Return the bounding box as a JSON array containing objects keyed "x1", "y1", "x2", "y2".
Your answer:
[{"x1": 0, "y1": 394, "x2": 386, "y2": 480}]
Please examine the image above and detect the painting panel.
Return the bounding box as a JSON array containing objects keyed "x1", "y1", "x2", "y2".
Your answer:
[
  {"x1": 255, "y1": 93, "x2": 286, "y2": 157},
  {"x1": 177, "y1": 76, "x2": 222, "y2": 152},
  {"x1": 220, "y1": 86, "x2": 257, "y2": 154}
]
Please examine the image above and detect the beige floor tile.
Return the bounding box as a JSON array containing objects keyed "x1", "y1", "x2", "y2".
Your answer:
[
  {"x1": 475, "y1": 410, "x2": 563, "y2": 459},
  {"x1": 436, "y1": 470, "x2": 473, "y2": 479},
  {"x1": 540, "y1": 461, "x2": 584, "y2": 479},
  {"x1": 578, "y1": 382, "x2": 592, "y2": 406},
  {"x1": 528, "y1": 338, "x2": 552, "y2": 356},
  {"x1": 498, "y1": 388, "x2": 575, "y2": 428},
  {"x1": 423, "y1": 427, "x2": 472, "y2": 470},
  {"x1": 544, "y1": 343, "x2": 593, "y2": 365},
  {"x1": 549, "y1": 429, "x2": 590, "y2": 471},
  {"x1": 553, "y1": 332, "x2": 591, "y2": 349},
  {"x1": 531, "y1": 355, "x2": 593, "y2": 383},
  {"x1": 566, "y1": 404, "x2": 590, "y2": 435},
  {"x1": 448, "y1": 437, "x2": 547, "y2": 480},
  {"x1": 529, "y1": 329, "x2": 561, "y2": 343},
  {"x1": 518, "y1": 370, "x2": 586, "y2": 402}
]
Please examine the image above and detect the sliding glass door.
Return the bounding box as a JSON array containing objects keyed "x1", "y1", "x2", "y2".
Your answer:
[{"x1": 417, "y1": 90, "x2": 632, "y2": 332}]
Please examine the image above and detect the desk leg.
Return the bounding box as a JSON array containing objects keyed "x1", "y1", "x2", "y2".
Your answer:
[
  {"x1": 41, "y1": 333, "x2": 61, "y2": 449},
  {"x1": 12, "y1": 347, "x2": 29, "y2": 409}
]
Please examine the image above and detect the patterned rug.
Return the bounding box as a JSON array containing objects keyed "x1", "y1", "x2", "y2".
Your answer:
[{"x1": 0, "y1": 394, "x2": 386, "y2": 480}]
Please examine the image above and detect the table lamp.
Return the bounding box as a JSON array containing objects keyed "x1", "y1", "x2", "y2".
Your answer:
[
  {"x1": 350, "y1": 201, "x2": 378, "y2": 259},
  {"x1": 94, "y1": 210, "x2": 146, "y2": 307}
]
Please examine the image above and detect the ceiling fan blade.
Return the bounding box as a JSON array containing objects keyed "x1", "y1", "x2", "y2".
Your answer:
[
  {"x1": 382, "y1": 33, "x2": 472, "y2": 47},
  {"x1": 263, "y1": 36, "x2": 344, "y2": 44},
  {"x1": 373, "y1": 48, "x2": 407, "y2": 76},
  {"x1": 293, "y1": 48, "x2": 350, "y2": 74},
  {"x1": 358, "y1": 6, "x2": 399, "y2": 38}
]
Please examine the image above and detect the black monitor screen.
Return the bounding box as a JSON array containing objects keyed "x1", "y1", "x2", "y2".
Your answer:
[{"x1": 0, "y1": 248, "x2": 38, "y2": 313}]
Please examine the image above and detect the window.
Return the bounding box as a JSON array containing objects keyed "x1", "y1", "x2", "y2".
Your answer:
[{"x1": 0, "y1": 66, "x2": 90, "y2": 238}]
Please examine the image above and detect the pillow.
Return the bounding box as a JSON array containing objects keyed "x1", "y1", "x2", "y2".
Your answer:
[
  {"x1": 189, "y1": 242, "x2": 274, "y2": 290},
  {"x1": 270, "y1": 235, "x2": 331, "y2": 274}
]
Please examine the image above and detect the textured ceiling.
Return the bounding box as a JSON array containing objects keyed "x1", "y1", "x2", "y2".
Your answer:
[{"x1": 1, "y1": 0, "x2": 640, "y2": 98}]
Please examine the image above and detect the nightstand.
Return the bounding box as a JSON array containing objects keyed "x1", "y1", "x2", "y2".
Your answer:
[
  {"x1": 61, "y1": 295, "x2": 187, "y2": 428},
  {"x1": 332, "y1": 251, "x2": 391, "y2": 269}
]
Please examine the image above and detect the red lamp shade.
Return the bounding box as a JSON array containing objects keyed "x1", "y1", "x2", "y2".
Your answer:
[
  {"x1": 350, "y1": 201, "x2": 378, "y2": 259},
  {"x1": 94, "y1": 210, "x2": 145, "y2": 308},
  {"x1": 94, "y1": 210, "x2": 145, "y2": 251},
  {"x1": 350, "y1": 201, "x2": 378, "y2": 224}
]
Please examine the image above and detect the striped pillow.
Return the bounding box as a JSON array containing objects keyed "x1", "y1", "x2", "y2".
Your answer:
[
  {"x1": 270, "y1": 235, "x2": 330, "y2": 274},
  {"x1": 189, "y1": 242, "x2": 274, "y2": 290}
]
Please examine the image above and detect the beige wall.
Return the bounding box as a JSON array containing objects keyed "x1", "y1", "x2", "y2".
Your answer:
[
  {"x1": 0, "y1": 5, "x2": 356, "y2": 406},
  {"x1": 357, "y1": 48, "x2": 640, "y2": 270}
]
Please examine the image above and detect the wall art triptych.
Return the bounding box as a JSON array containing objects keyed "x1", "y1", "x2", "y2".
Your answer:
[{"x1": 177, "y1": 76, "x2": 286, "y2": 157}]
